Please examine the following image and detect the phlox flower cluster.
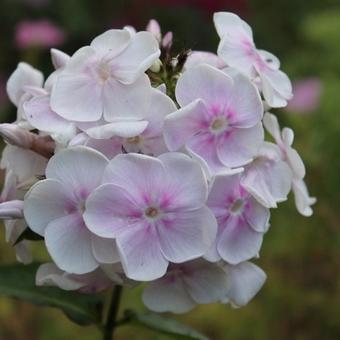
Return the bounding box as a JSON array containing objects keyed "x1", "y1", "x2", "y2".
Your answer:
[{"x1": 0, "y1": 12, "x2": 315, "y2": 313}]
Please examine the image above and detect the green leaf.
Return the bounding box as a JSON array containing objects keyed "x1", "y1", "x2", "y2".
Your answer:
[
  {"x1": 14, "y1": 227, "x2": 44, "y2": 245},
  {"x1": 125, "y1": 310, "x2": 210, "y2": 340},
  {"x1": 0, "y1": 263, "x2": 103, "y2": 325}
]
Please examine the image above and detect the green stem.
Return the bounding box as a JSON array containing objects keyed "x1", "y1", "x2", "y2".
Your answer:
[{"x1": 103, "y1": 285, "x2": 123, "y2": 340}]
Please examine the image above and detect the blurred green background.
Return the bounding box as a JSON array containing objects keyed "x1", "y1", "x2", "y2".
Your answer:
[{"x1": 0, "y1": 0, "x2": 340, "y2": 339}]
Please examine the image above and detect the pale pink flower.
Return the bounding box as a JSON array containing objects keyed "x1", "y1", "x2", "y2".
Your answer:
[
  {"x1": 84, "y1": 152, "x2": 217, "y2": 281},
  {"x1": 206, "y1": 173, "x2": 269, "y2": 264},
  {"x1": 23, "y1": 147, "x2": 120, "y2": 274},
  {"x1": 214, "y1": 12, "x2": 292, "y2": 108},
  {"x1": 50, "y1": 29, "x2": 160, "y2": 122},
  {"x1": 286, "y1": 78, "x2": 322, "y2": 113},
  {"x1": 263, "y1": 112, "x2": 316, "y2": 216},
  {"x1": 142, "y1": 259, "x2": 228, "y2": 313},
  {"x1": 15, "y1": 20, "x2": 65, "y2": 49},
  {"x1": 241, "y1": 142, "x2": 292, "y2": 208},
  {"x1": 163, "y1": 64, "x2": 264, "y2": 173}
]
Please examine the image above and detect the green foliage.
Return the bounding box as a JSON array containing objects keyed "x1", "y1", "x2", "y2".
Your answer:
[
  {"x1": 125, "y1": 309, "x2": 209, "y2": 340},
  {"x1": 0, "y1": 263, "x2": 103, "y2": 325}
]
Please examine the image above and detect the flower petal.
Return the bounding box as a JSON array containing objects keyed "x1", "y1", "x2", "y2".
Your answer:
[
  {"x1": 102, "y1": 75, "x2": 152, "y2": 122},
  {"x1": 112, "y1": 31, "x2": 160, "y2": 84},
  {"x1": 158, "y1": 152, "x2": 208, "y2": 210},
  {"x1": 216, "y1": 123, "x2": 264, "y2": 168},
  {"x1": 163, "y1": 99, "x2": 207, "y2": 151},
  {"x1": 175, "y1": 64, "x2": 233, "y2": 107},
  {"x1": 102, "y1": 153, "x2": 166, "y2": 202},
  {"x1": 227, "y1": 72, "x2": 263, "y2": 128},
  {"x1": 7, "y1": 62, "x2": 43, "y2": 106},
  {"x1": 158, "y1": 207, "x2": 217, "y2": 263},
  {"x1": 244, "y1": 197, "x2": 270, "y2": 233},
  {"x1": 117, "y1": 223, "x2": 168, "y2": 281},
  {"x1": 143, "y1": 275, "x2": 195, "y2": 313},
  {"x1": 225, "y1": 261, "x2": 266, "y2": 307},
  {"x1": 84, "y1": 183, "x2": 141, "y2": 238},
  {"x1": 85, "y1": 120, "x2": 148, "y2": 139},
  {"x1": 24, "y1": 95, "x2": 74, "y2": 134},
  {"x1": 24, "y1": 179, "x2": 74, "y2": 235},
  {"x1": 45, "y1": 213, "x2": 98, "y2": 274},
  {"x1": 91, "y1": 234, "x2": 120, "y2": 264},
  {"x1": 91, "y1": 29, "x2": 131, "y2": 57},
  {"x1": 217, "y1": 216, "x2": 263, "y2": 264},
  {"x1": 46, "y1": 146, "x2": 108, "y2": 195},
  {"x1": 183, "y1": 260, "x2": 228, "y2": 304}
]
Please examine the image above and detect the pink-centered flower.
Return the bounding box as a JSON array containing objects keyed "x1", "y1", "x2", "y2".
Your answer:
[
  {"x1": 50, "y1": 29, "x2": 160, "y2": 122},
  {"x1": 23, "y1": 147, "x2": 120, "y2": 274},
  {"x1": 214, "y1": 12, "x2": 293, "y2": 108},
  {"x1": 163, "y1": 64, "x2": 264, "y2": 172},
  {"x1": 206, "y1": 173, "x2": 269, "y2": 264},
  {"x1": 84, "y1": 152, "x2": 217, "y2": 281}
]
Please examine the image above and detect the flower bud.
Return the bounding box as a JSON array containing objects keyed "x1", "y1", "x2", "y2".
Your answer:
[
  {"x1": 0, "y1": 200, "x2": 24, "y2": 219},
  {"x1": 0, "y1": 123, "x2": 34, "y2": 148},
  {"x1": 162, "y1": 31, "x2": 173, "y2": 49},
  {"x1": 146, "y1": 19, "x2": 161, "y2": 43},
  {"x1": 149, "y1": 59, "x2": 162, "y2": 73}
]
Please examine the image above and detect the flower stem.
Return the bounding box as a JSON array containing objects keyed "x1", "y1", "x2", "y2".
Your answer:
[{"x1": 103, "y1": 285, "x2": 123, "y2": 340}]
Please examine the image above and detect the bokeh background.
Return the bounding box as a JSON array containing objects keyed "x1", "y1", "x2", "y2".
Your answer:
[{"x1": 0, "y1": 0, "x2": 340, "y2": 339}]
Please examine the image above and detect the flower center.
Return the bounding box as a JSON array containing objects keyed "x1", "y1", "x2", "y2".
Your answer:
[
  {"x1": 210, "y1": 116, "x2": 228, "y2": 134},
  {"x1": 144, "y1": 206, "x2": 161, "y2": 219},
  {"x1": 97, "y1": 62, "x2": 111, "y2": 83},
  {"x1": 78, "y1": 200, "x2": 86, "y2": 214},
  {"x1": 126, "y1": 136, "x2": 141, "y2": 145},
  {"x1": 229, "y1": 199, "x2": 244, "y2": 215}
]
